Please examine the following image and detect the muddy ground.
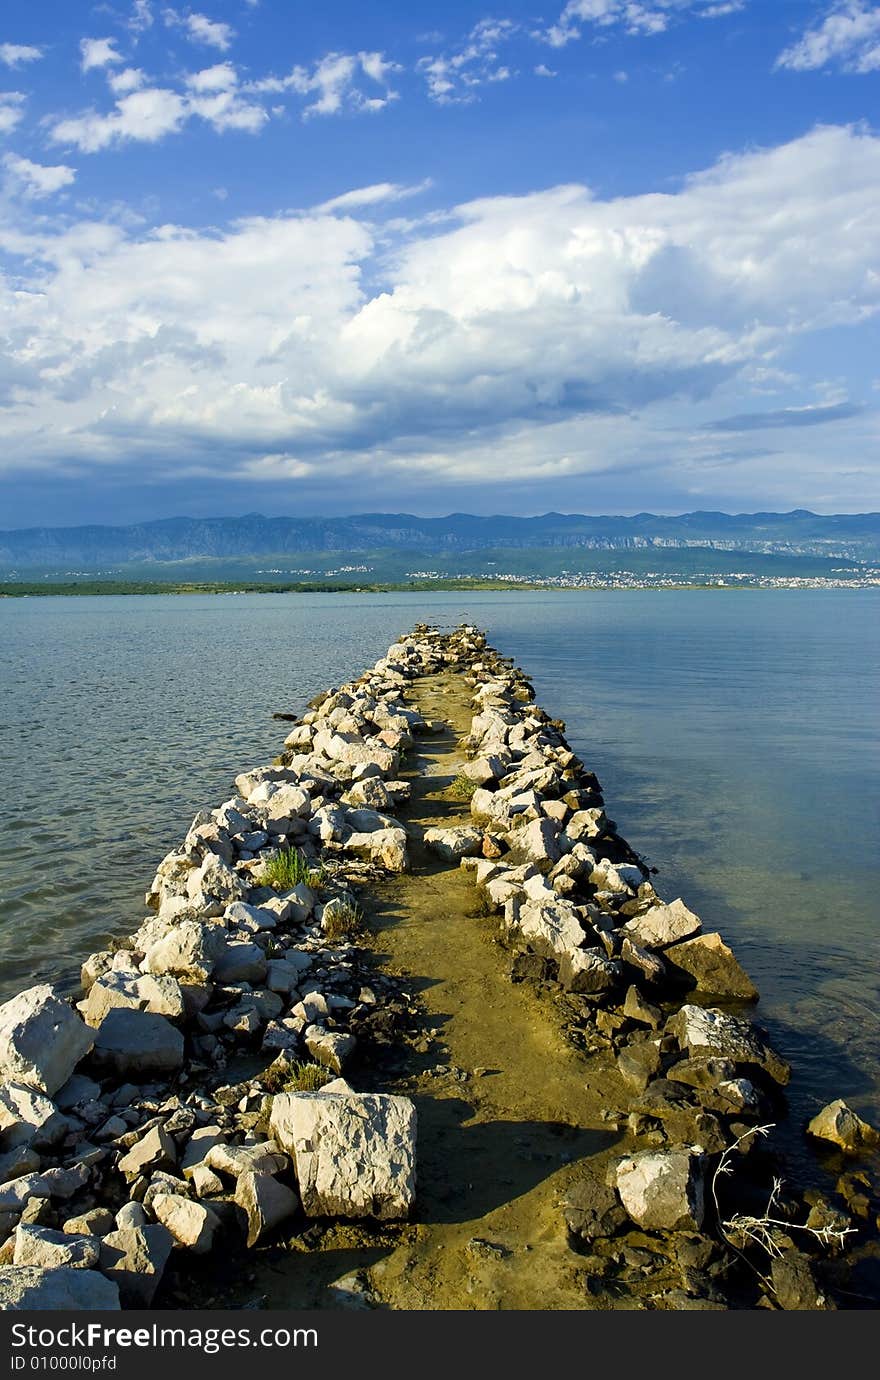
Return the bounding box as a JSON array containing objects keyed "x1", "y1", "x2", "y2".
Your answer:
[{"x1": 228, "y1": 669, "x2": 640, "y2": 1311}]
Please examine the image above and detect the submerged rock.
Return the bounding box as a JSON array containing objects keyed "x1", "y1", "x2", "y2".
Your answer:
[
  {"x1": 663, "y1": 932, "x2": 758, "y2": 1002},
  {"x1": 666, "y1": 1004, "x2": 790, "y2": 1086},
  {"x1": 807, "y1": 1100, "x2": 880, "y2": 1154}
]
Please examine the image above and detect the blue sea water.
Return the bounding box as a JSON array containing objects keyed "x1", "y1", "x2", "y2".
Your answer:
[{"x1": 1, "y1": 589, "x2": 877, "y2": 1147}]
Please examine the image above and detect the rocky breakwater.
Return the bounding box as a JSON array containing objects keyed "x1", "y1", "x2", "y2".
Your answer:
[
  {"x1": 0, "y1": 623, "x2": 876, "y2": 1312},
  {"x1": 418, "y1": 628, "x2": 878, "y2": 1309},
  {"x1": 0, "y1": 630, "x2": 465, "y2": 1309}
]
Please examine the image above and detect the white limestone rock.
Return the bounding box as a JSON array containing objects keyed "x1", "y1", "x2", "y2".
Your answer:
[
  {"x1": 424, "y1": 826, "x2": 484, "y2": 862},
  {"x1": 616, "y1": 1149, "x2": 706, "y2": 1232},
  {"x1": 235, "y1": 1170, "x2": 299, "y2": 1247},
  {"x1": 205, "y1": 1142, "x2": 287, "y2": 1179},
  {"x1": 0, "y1": 986, "x2": 94, "y2": 1096},
  {"x1": 212, "y1": 942, "x2": 268, "y2": 986},
  {"x1": 270, "y1": 1091, "x2": 416, "y2": 1221},
  {"x1": 14, "y1": 1224, "x2": 100, "y2": 1270},
  {"x1": 180, "y1": 1125, "x2": 225, "y2": 1178},
  {"x1": 152, "y1": 1193, "x2": 220, "y2": 1254},
  {"x1": 143, "y1": 920, "x2": 227, "y2": 982},
  {"x1": 98, "y1": 1224, "x2": 174, "y2": 1307},
  {"x1": 0, "y1": 1265, "x2": 120, "y2": 1310},
  {"x1": 503, "y1": 897, "x2": 587, "y2": 963},
  {"x1": 666, "y1": 1004, "x2": 791, "y2": 1085},
  {"x1": 0, "y1": 1083, "x2": 67, "y2": 1150},
  {"x1": 557, "y1": 948, "x2": 622, "y2": 994},
  {"x1": 117, "y1": 1124, "x2": 178, "y2": 1181},
  {"x1": 225, "y1": 901, "x2": 278, "y2": 931},
  {"x1": 622, "y1": 898, "x2": 702, "y2": 949},
  {"x1": 91, "y1": 1009, "x2": 184, "y2": 1078},
  {"x1": 304, "y1": 1027, "x2": 356, "y2": 1074}
]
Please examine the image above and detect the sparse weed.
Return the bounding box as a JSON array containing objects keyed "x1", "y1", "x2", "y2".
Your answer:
[
  {"x1": 710, "y1": 1124, "x2": 856, "y2": 1294},
  {"x1": 259, "y1": 845, "x2": 326, "y2": 891},
  {"x1": 263, "y1": 1060, "x2": 332, "y2": 1094},
  {"x1": 322, "y1": 900, "x2": 365, "y2": 942},
  {"x1": 448, "y1": 772, "x2": 477, "y2": 800}
]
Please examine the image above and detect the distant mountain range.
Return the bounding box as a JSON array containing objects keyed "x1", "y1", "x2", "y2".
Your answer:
[{"x1": 1, "y1": 509, "x2": 879, "y2": 570}]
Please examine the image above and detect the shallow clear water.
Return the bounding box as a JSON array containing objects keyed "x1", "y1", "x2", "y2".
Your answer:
[{"x1": 1, "y1": 589, "x2": 877, "y2": 1156}]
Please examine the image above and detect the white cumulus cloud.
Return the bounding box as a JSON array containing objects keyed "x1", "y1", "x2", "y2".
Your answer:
[
  {"x1": 80, "y1": 37, "x2": 123, "y2": 72},
  {"x1": 165, "y1": 8, "x2": 235, "y2": 51},
  {"x1": 253, "y1": 51, "x2": 399, "y2": 117},
  {"x1": 186, "y1": 62, "x2": 238, "y2": 92},
  {"x1": 0, "y1": 43, "x2": 43, "y2": 68},
  {"x1": 418, "y1": 18, "x2": 519, "y2": 103},
  {"x1": 3, "y1": 152, "x2": 76, "y2": 197},
  {"x1": 50, "y1": 88, "x2": 188, "y2": 151},
  {"x1": 0, "y1": 124, "x2": 877, "y2": 511},
  {"x1": 543, "y1": 0, "x2": 745, "y2": 46},
  {"x1": 776, "y1": 2, "x2": 880, "y2": 73},
  {"x1": 108, "y1": 67, "x2": 147, "y2": 94},
  {"x1": 0, "y1": 91, "x2": 25, "y2": 135}
]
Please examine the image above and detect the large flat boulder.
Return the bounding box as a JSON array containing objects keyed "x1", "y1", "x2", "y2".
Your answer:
[
  {"x1": 0, "y1": 986, "x2": 94, "y2": 1095},
  {"x1": 504, "y1": 897, "x2": 587, "y2": 962},
  {"x1": 0, "y1": 1265, "x2": 120, "y2": 1310},
  {"x1": 270, "y1": 1091, "x2": 416, "y2": 1221},
  {"x1": 13, "y1": 1225, "x2": 100, "y2": 1270},
  {"x1": 666, "y1": 1004, "x2": 790, "y2": 1086},
  {"x1": 616, "y1": 1149, "x2": 706, "y2": 1232},
  {"x1": 623, "y1": 899, "x2": 702, "y2": 950},
  {"x1": 663, "y1": 932, "x2": 758, "y2": 1002},
  {"x1": 79, "y1": 971, "x2": 186, "y2": 1028},
  {"x1": 424, "y1": 826, "x2": 484, "y2": 862},
  {"x1": 143, "y1": 920, "x2": 227, "y2": 982},
  {"x1": 91, "y1": 1009, "x2": 184, "y2": 1078},
  {"x1": 98, "y1": 1225, "x2": 174, "y2": 1306}
]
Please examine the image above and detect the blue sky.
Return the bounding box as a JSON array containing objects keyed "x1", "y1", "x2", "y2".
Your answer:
[{"x1": 1, "y1": 0, "x2": 879, "y2": 525}]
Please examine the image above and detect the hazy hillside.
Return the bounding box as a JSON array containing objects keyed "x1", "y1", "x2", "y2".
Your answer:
[{"x1": 1, "y1": 510, "x2": 878, "y2": 572}]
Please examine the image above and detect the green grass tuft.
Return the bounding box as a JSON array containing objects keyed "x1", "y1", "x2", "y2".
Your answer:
[
  {"x1": 259, "y1": 845, "x2": 326, "y2": 891},
  {"x1": 448, "y1": 772, "x2": 478, "y2": 800},
  {"x1": 322, "y1": 899, "x2": 365, "y2": 942},
  {"x1": 262, "y1": 1060, "x2": 332, "y2": 1094}
]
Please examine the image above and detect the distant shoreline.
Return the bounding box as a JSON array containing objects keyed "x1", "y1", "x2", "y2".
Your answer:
[{"x1": 1, "y1": 578, "x2": 877, "y2": 598}]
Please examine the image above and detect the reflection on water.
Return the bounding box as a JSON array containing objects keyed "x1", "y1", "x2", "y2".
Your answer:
[{"x1": 1, "y1": 588, "x2": 878, "y2": 1164}]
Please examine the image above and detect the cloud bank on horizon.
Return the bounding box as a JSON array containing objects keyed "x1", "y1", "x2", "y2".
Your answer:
[{"x1": 0, "y1": 0, "x2": 878, "y2": 523}]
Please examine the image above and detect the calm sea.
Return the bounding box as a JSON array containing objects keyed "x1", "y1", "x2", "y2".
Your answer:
[{"x1": 1, "y1": 590, "x2": 878, "y2": 1158}]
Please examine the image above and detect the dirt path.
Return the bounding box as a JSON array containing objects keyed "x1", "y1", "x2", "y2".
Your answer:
[{"x1": 256, "y1": 671, "x2": 626, "y2": 1311}]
